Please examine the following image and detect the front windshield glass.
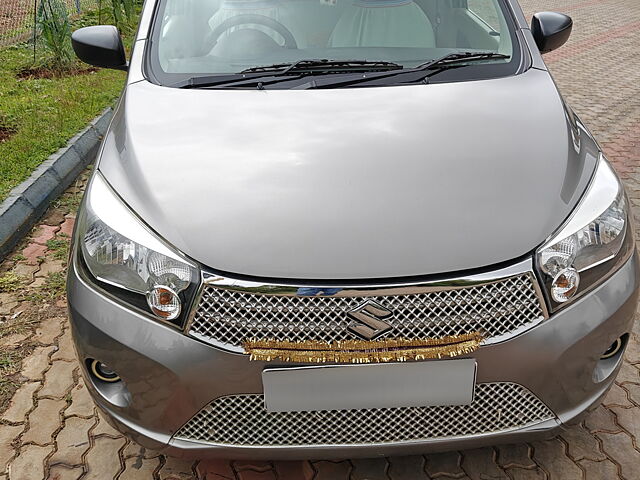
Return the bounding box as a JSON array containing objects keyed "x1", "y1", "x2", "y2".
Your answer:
[{"x1": 149, "y1": 0, "x2": 520, "y2": 87}]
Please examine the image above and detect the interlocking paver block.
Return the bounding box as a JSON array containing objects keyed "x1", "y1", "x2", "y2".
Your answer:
[
  {"x1": 121, "y1": 441, "x2": 162, "y2": 460},
  {"x1": 119, "y1": 456, "x2": 162, "y2": 480},
  {"x1": 49, "y1": 416, "x2": 93, "y2": 465},
  {"x1": 496, "y1": 444, "x2": 536, "y2": 469},
  {"x1": 579, "y1": 459, "x2": 619, "y2": 480},
  {"x1": 0, "y1": 424, "x2": 23, "y2": 470},
  {"x1": 351, "y1": 457, "x2": 389, "y2": 480},
  {"x1": 531, "y1": 439, "x2": 583, "y2": 479},
  {"x1": 461, "y1": 448, "x2": 508, "y2": 480},
  {"x1": 51, "y1": 329, "x2": 76, "y2": 362},
  {"x1": 561, "y1": 427, "x2": 607, "y2": 462},
  {"x1": 22, "y1": 398, "x2": 65, "y2": 445},
  {"x1": 616, "y1": 362, "x2": 640, "y2": 384},
  {"x1": 312, "y1": 461, "x2": 352, "y2": 480},
  {"x1": 0, "y1": 332, "x2": 28, "y2": 348},
  {"x1": 273, "y1": 461, "x2": 314, "y2": 480},
  {"x1": 157, "y1": 455, "x2": 197, "y2": 479},
  {"x1": 31, "y1": 225, "x2": 60, "y2": 246},
  {"x1": 624, "y1": 335, "x2": 640, "y2": 364},
  {"x1": 22, "y1": 242, "x2": 47, "y2": 265},
  {"x1": 92, "y1": 411, "x2": 123, "y2": 438},
  {"x1": 503, "y1": 467, "x2": 545, "y2": 480},
  {"x1": 83, "y1": 436, "x2": 126, "y2": 480},
  {"x1": 237, "y1": 470, "x2": 277, "y2": 480},
  {"x1": 21, "y1": 345, "x2": 55, "y2": 380},
  {"x1": 34, "y1": 317, "x2": 64, "y2": 346},
  {"x1": 609, "y1": 406, "x2": 640, "y2": 443},
  {"x1": 11, "y1": 263, "x2": 38, "y2": 283},
  {"x1": 35, "y1": 260, "x2": 65, "y2": 278},
  {"x1": 38, "y1": 361, "x2": 76, "y2": 399},
  {"x1": 386, "y1": 455, "x2": 430, "y2": 480},
  {"x1": 584, "y1": 405, "x2": 621, "y2": 434},
  {"x1": 596, "y1": 431, "x2": 640, "y2": 480},
  {"x1": 198, "y1": 458, "x2": 237, "y2": 479},
  {"x1": 58, "y1": 217, "x2": 75, "y2": 238},
  {"x1": 603, "y1": 383, "x2": 633, "y2": 408},
  {"x1": 625, "y1": 383, "x2": 640, "y2": 406},
  {"x1": 7, "y1": 444, "x2": 53, "y2": 480},
  {"x1": 64, "y1": 381, "x2": 95, "y2": 418},
  {"x1": 234, "y1": 461, "x2": 272, "y2": 472},
  {"x1": 2, "y1": 382, "x2": 39, "y2": 423},
  {"x1": 47, "y1": 466, "x2": 83, "y2": 479},
  {"x1": 425, "y1": 451, "x2": 466, "y2": 478}
]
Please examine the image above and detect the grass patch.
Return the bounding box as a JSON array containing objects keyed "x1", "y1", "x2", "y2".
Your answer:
[
  {"x1": 0, "y1": 272, "x2": 22, "y2": 292},
  {"x1": 46, "y1": 237, "x2": 70, "y2": 261},
  {"x1": 0, "y1": 11, "x2": 128, "y2": 202},
  {"x1": 42, "y1": 271, "x2": 67, "y2": 298}
]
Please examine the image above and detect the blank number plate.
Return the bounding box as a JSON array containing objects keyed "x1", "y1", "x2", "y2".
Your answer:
[{"x1": 262, "y1": 359, "x2": 477, "y2": 412}]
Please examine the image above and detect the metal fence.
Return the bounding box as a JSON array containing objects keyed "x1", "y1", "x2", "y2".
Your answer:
[{"x1": 0, "y1": 0, "x2": 102, "y2": 47}]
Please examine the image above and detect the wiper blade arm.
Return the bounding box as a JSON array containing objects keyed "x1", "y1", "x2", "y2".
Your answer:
[
  {"x1": 414, "y1": 51, "x2": 510, "y2": 70},
  {"x1": 293, "y1": 51, "x2": 510, "y2": 89},
  {"x1": 241, "y1": 59, "x2": 403, "y2": 74},
  {"x1": 171, "y1": 53, "x2": 506, "y2": 89},
  {"x1": 170, "y1": 71, "x2": 302, "y2": 89}
]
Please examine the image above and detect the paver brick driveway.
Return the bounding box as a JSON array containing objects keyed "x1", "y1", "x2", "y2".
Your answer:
[{"x1": 1, "y1": 0, "x2": 640, "y2": 478}]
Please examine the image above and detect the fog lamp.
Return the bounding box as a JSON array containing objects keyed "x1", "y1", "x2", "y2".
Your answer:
[
  {"x1": 146, "y1": 285, "x2": 181, "y2": 320},
  {"x1": 551, "y1": 268, "x2": 580, "y2": 303},
  {"x1": 90, "y1": 359, "x2": 121, "y2": 383}
]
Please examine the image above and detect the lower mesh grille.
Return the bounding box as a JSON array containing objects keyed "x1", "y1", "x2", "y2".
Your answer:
[{"x1": 174, "y1": 383, "x2": 554, "y2": 447}]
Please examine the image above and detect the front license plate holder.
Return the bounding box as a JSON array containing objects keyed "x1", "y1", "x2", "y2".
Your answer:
[{"x1": 262, "y1": 358, "x2": 477, "y2": 412}]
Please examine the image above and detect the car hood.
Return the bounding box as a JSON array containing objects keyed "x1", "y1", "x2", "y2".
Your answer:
[{"x1": 98, "y1": 68, "x2": 599, "y2": 280}]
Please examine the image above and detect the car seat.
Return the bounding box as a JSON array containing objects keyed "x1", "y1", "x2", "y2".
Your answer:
[{"x1": 329, "y1": 0, "x2": 436, "y2": 48}]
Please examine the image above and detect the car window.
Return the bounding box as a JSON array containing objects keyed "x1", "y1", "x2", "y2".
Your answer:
[
  {"x1": 148, "y1": 0, "x2": 520, "y2": 86},
  {"x1": 467, "y1": 0, "x2": 502, "y2": 31}
]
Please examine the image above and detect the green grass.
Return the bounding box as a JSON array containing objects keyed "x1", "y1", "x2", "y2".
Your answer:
[
  {"x1": 46, "y1": 237, "x2": 70, "y2": 261},
  {"x1": 0, "y1": 11, "x2": 127, "y2": 202},
  {"x1": 0, "y1": 272, "x2": 22, "y2": 292},
  {"x1": 42, "y1": 271, "x2": 67, "y2": 298}
]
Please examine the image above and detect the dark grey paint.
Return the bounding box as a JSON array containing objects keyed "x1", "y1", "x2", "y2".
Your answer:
[{"x1": 99, "y1": 69, "x2": 599, "y2": 279}]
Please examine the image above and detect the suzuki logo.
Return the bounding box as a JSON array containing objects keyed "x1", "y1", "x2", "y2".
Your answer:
[{"x1": 347, "y1": 300, "x2": 393, "y2": 340}]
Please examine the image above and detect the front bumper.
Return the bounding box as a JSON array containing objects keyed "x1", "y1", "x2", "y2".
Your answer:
[{"x1": 67, "y1": 252, "x2": 639, "y2": 460}]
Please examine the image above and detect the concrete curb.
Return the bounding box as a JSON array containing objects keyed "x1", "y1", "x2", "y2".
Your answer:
[{"x1": 0, "y1": 108, "x2": 113, "y2": 261}]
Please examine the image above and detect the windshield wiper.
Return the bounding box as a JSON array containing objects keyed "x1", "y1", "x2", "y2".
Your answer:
[
  {"x1": 416, "y1": 51, "x2": 510, "y2": 70},
  {"x1": 240, "y1": 59, "x2": 403, "y2": 74},
  {"x1": 171, "y1": 59, "x2": 403, "y2": 89},
  {"x1": 292, "y1": 51, "x2": 510, "y2": 89},
  {"x1": 171, "y1": 53, "x2": 506, "y2": 89}
]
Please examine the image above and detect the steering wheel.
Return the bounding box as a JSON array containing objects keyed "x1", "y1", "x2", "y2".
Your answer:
[{"x1": 206, "y1": 14, "x2": 298, "y2": 51}]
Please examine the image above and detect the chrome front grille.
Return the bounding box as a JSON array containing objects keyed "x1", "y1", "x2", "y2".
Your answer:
[
  {"x1": 173, "y1": 382, "x2": 555, "y2": 447},
  {"x1": 188, "y1": 269, "x2": 547, "y2": 350}
]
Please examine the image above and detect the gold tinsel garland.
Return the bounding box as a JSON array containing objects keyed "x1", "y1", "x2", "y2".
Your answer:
[{"x1": 242, "y1": 332, "x2": 484, "y2": 363}]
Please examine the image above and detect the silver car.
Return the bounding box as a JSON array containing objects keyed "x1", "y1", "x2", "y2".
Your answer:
[{"x1": 68, "y1": 0, "x2": 639, "y2": 459}]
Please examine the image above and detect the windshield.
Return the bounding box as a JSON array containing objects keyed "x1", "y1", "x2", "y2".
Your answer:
[{"x1": 148, "y1": 0, "x2": 521, "y2": 87}]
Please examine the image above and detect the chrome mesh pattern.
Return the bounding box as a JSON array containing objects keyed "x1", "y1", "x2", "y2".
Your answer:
[
  {"x1": 174, "y1": 382, "x2": 554, "y2": 446},
  {"x1": 188, "y1": 273, "x2": 545, "y2": 349}
]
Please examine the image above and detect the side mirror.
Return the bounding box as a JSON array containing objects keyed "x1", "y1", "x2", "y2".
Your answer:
[
  {"x1": 531, "y1": 12, "x2": 573, "y2": 54},
  {"x1": 71, "y1": 25, "x2": 128, "y2": 71}
]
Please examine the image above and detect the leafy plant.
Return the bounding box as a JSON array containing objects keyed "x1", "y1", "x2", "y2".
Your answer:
[
  {"x1": 37, "y1": 0, "x2": 74, "y2": 69},
  {"x1": 110, "y1": 0, "x2": 138, "y2": 31}
]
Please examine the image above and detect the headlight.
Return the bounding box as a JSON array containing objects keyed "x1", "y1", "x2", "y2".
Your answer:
[
  {"x1": 76, "y1": 173, "x2": 199, "y2": 325},
  {"x1": 536, "y1": 154, "x2": 631, "y2": 308}
]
